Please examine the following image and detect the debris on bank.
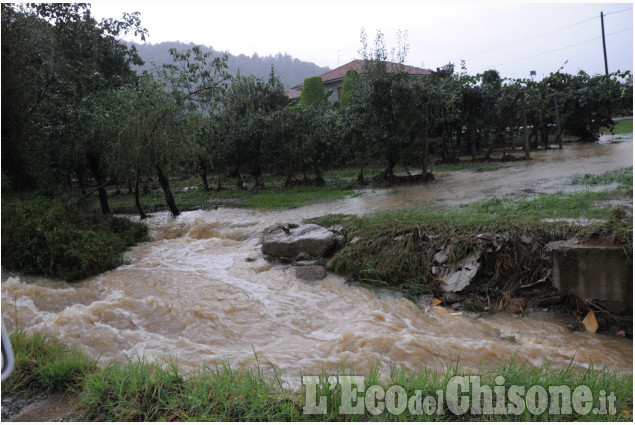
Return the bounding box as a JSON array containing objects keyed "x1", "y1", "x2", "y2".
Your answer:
[{"x1": 295, "y1": 217, "x2": 633, "y2": 337}]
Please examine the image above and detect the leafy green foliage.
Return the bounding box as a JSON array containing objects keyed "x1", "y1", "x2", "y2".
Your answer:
[
  {"x1": 544, "y1": 70, "x2": 632, "y2": 141},
  {"x1": 339, "y1": 69, "x2": 359, "y2": 106},
  {"x1": 300, "y1": 76, "x2": 328, "y2": 106},
  {"x1": 1, "y1": 196, "x2": 148, "y2": 281},
  {"x1": 1, "y1": 3, "x2": 146, "y2": 191}
]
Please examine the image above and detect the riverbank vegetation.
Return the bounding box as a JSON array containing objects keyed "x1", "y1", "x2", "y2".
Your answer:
[
  {"x1": 2, "y1": 4, "x2": 632, "y2": 219},
  {"x1": 1, "y1": 5, "x2": 633, "y2": 421},
  {"x1": 1, "y1": 196, "x2": 148, "y2": 281},
  {"x1": 4, "y1": 331, "x2": 633, "y2": 421}
]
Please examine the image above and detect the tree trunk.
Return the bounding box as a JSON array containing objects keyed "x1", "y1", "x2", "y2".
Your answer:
[
  {"x1": 486, "y1": 133, "x2": 499, "y2": 159},
  {"x1": 86, "y1": 152, "x2": 110, "y2": 215},
  {"x1": 314, "y1": 169, "x2": 325, "y2": 187},
  {"x1": 379, "y1": 159, "x2": 396, "y2": 181},
  {"x1": 357, "y1": 166, "x2": 365, "y2": 185},
  {"x1": 453, "y1": 127, "x2": 460, "y2": 159},
  {"x1": 199, "y1": 157, "x2": 210, "y2": 191},
  {"x1": 134, "y1": 173, "x2": 147, "y2": 220},
  {"x1": 553, "y1": 95, "x2": 563, "y2": 149},
  {"x1": 422, "y1": 138, "x2": 429, "y2": 176},
  {"x1": 468, "y1": 117, "x2": 477, "y2": 161},
  {"x1": 216, "y1": 168, "x2": 223, "y2": 191},
  {"x1": 540, "y1": 112, "x2": 549, "y2": 150},
  {"x1": 156, "y1": 164, "x2": 180, "y2": 216}
]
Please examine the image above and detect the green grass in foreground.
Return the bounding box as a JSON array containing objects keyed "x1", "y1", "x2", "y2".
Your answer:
[{"x1": 5, "y1": 331, "x2": 633, "y2": 421}]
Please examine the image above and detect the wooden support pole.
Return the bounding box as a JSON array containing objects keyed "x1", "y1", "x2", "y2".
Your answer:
[
  {"x1": 553, "y1": 94, "x2": 563, "y2": 149},
  {"x1": 522, "y1": 93, "x2": 530, "y2": 159}
]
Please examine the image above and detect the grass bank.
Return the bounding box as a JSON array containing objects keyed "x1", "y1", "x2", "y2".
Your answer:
[
  {"x1": 4, "y1": 331, "x2": 633, "y2": 421},
  {"x1": 1, "y1": 195, "x2": 148, "y2": 281}
]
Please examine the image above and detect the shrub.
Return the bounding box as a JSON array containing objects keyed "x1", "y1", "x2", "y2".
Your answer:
[
  {"x1": 299, "y1": 76, "x2": 328, "y2": 106},
  {"x1": 339, "y1": 69, "x2": 359, "y2": 106},
  {"x1": 1, "y1": 195, "x2": 148, "y2": 281}
]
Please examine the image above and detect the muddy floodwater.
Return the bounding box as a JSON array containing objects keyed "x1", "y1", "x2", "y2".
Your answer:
[{"x1": 2, "y1": 136, "x2": 632, "y2": 384}]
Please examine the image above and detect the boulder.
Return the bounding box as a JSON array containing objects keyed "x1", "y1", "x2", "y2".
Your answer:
[
  {"x1": 296, "y1": 265, "x2": 327, "y2": 281},
  {"x1": 262, "y1": 223, "x2": 337, "y2": 258},
  {"x1": 335, "y1": 234, "x2": 347, "y2": 250}
]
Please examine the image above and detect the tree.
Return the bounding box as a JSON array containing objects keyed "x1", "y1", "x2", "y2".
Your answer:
[
  {"x1": 339, "y1": 69, "x2": 359, "y2": 107},
  {"x1": 545, "y1": 70, "x2": 632, "y2": 141},
  {"x1": 219, "y1": 69, "x2": 288, "y2": 188},
  {"x1": 352, "y1": 29, "x2": 415, "y2": 181},
  {"x1": 149, "y1": 45, "x2": 232, "y2": 212},
  {"x1": 91, "y1": 75, "x2": 185, "y2": 217},
  {"x1": 1, "y1": 3, "x2": 147, "y2": 195},
  {"x1": 299, "y1": 76, "x2": 329, "y2": 106},
  {"x1": 159, "y1": 45, "x2": 232, "y2": 112}
]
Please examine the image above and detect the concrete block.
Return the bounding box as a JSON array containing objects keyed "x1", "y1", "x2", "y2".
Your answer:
[{"x1": 552, "y1": 243, "x2": 632, "y2": 309}]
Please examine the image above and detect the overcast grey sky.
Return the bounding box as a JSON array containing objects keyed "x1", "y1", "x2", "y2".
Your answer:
[{"x1": 91, "y1": 1, "x2": 633, "y2": 81}]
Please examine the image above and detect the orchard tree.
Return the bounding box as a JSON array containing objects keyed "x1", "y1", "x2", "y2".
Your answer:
[
  {"x1": 1, "y1": 3, "x2": 146, "y2": 192},
  {"x1": 220, "y1": 70, "x2": 287, "y2": 188},
  {"x1": 353, "y1": 28, "x2": 416, "y2": 181},
  {"x1": 159, "y1": 45, "x2": 232, "y2": 112},
  {"x1": 93, "y1": 75, "x2": 185, "y2": 217},
  {"x1": 547, "y1": 70, "x2": 632, "y2": 141}
]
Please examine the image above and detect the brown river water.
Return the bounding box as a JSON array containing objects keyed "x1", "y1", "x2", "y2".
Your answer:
[{"x1": 2, "y1": 135, "x2": 633, "y2": 384}]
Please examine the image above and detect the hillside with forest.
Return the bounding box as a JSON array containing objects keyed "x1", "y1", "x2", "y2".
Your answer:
[{"x1": 129, "y1": 41, "x2": 330, "y2": 87}]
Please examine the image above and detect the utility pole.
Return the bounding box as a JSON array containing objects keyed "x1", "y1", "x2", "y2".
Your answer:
[{"x1": 601, "y1": 11, "x2": 609, "y2": 75}]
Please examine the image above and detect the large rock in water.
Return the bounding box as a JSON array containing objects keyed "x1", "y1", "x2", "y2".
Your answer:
[{"x1": 261, "y1": 224, "x2": 337, "y2": 258}]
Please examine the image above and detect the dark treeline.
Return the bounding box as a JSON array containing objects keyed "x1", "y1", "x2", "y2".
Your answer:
[
  {"x1": 2, "y1": 5, "x2": 632, "y2": 219},
  {"x1": 129, "y1": 41, "x2": 330, "y2": 88}
]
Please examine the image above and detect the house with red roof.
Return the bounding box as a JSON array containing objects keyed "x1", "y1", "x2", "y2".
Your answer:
[{"x1": 289, "y1": 59, "x2": 434, "y2": 103}]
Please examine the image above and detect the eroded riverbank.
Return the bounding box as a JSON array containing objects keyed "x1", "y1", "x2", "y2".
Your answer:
[
  {"x1": 2, "y1": 208, "x2": 632, "y2": 386},
  {"x1": 2, "y1": 135, "x2": 633, "y2": 387}
]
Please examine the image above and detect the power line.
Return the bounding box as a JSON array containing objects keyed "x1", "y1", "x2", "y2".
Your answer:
[
  {"x1": 459, "y1": 15, "x2": 599, "y2": 58},
  {"x1": 604, "y1": 7, "x2": 633, "y2": 16},
  {"x1": 491, "y1": 27, "x2": 632, "y2": 68}
]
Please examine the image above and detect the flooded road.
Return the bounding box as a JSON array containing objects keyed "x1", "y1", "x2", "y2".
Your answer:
[{"x1": 2, "y1": 136, "x2": 632, "y2": 384}]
